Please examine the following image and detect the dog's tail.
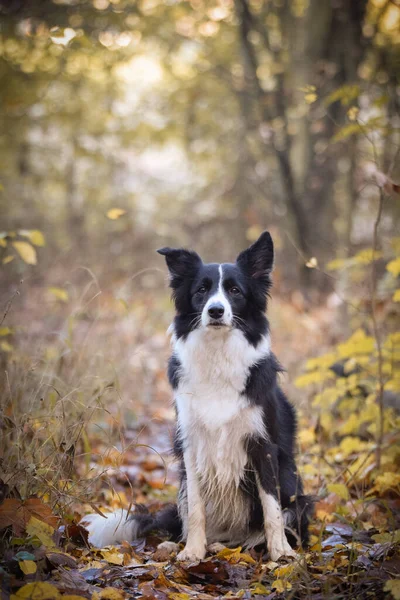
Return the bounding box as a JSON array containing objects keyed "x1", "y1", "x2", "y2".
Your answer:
[
  {"x1": 80, "y1": 504, "x2": 181, "y2": 548},
  {"x1": 284, "y1": 494, "x2": 314, "y2": 549}
]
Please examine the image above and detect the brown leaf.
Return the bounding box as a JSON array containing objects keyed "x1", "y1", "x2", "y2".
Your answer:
[
  {"x1": 0, "y1": 497, "x2": 59, "y2": 535},
  {"x1": 46, "y1": 552, "x2": 77, "y2": 569}
]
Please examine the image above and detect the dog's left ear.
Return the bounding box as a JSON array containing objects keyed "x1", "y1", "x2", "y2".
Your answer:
[
  {"x1": 157, "y1": 247, "x2": 202, "y2": 283},
  {"x1": 236, "y1": 231, "x2": 274, "y2": 278}
]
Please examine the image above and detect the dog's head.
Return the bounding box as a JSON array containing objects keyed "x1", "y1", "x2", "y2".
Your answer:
[{"x1": 157, "y1": 231, "x2": 273, "y2": 344}]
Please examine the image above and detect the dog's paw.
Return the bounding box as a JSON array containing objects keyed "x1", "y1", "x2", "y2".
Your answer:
[
  {"x1": 154, "y1": 541, "x2": 180, "y2": 561},
  {"x1": 177, "y1": 545, "x2": 206, "y2": 562},
  {"x1": 268, "y1": 538, "x2": 297, "y2": 562}
]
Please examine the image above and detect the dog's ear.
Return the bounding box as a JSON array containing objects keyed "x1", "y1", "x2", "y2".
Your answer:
[
  {"x1": 157, "y1": 247, "x2": 202, "y2": 283},
  {"x1": 236, "y1": 231, "x2": 274, "y2": 278}
]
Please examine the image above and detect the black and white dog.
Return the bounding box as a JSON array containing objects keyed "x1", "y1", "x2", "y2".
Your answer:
[{"x1": 82, "y1": 232, "x2": 312, "y2": 561}]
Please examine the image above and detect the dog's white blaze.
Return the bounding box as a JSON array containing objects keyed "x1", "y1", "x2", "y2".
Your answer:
[
  {"x1": 174, "y1": 326, "x2": 271, "y2": 546},
  {"x1": 201, "y1": 264, "x2": 233, "y2": 327}
]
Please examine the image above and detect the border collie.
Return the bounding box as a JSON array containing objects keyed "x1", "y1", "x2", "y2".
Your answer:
[{"x1": 82, "y1": 232, "x2": 312, "y2": 561}]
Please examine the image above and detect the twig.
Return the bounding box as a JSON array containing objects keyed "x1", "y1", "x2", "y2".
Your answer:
[{"x1": 370, "y1": 188, "x2": 386, "y2": 469}]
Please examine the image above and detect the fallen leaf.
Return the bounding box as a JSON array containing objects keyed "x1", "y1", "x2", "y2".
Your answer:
[
  {"x1": 0, "y1": 498, "x2": 58, "y2": 536},
  {"x1": 11, "y1": 582, "x2": 61, "y2": 599},
  {"x1": 92, "y1": 588, "x2": 127, "y2": 599},
  {"x1": 385, "y1": 579, "x2": 400, "y2": 600},
  {"x1": 19, "y1": 560, "x2": 37, "y2": 575},
  {"x1": 26, "y1": 516, "x2": 56, "y2": 549},
  {"x1": 99, "y1": 547, "x2": 125, "y2": 565}
]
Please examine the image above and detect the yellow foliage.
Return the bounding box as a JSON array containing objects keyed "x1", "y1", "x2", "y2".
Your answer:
[
  {"x1": 12, "y1": 241, "x2": 37, "y2": 265},
  {"x1": 295, "y1": 370, "x2": 333, "y2": 388},
  {"x1": 337, "y1": 329, "x2": 374, "y2": 358},
  {"x1": 370, "y1": 472, "x2": 400, "y2": 495},
  {"x1": 392, "y1": 289, "x2": 400, "y2": 302},
  {"x1": 106, "y1": 208, "x2": 126, "y2": 220},
  {"x1": 327, "y1": 483, "x2": 349, "y2": 501},
  {"x1": 387, "y1": 257, "x2": 400, "y2": 277},
  {"x1": 306, "y1": 353, "x2": 337, "y2": 371},
  {"x1": 48, "y1": 287, "x2": 69, "y2": 302},
  {"x1": 11, "y1": 582, "x2": 61, "y2": 599},
  {"x1": 353, "y1": 248, "x2": 383, "y2": 264},
  {"x1": 19, "y1": 229, "x2": 45, "y2": 247}
]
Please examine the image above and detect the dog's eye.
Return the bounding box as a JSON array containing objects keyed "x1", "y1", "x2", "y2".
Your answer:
[
  {"x1": 197, "y1": 286, "x2": 207, "y2": 294},
  {"x1": 230, "y1": 286, "x2": 241, "y2": 295}
]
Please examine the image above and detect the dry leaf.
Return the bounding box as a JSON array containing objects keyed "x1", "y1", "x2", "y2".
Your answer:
[
  {"x1": 11, "y1": 582, "x2": 61, "y2": 599},
  {"x1": 19, "y1": 560, "x2": 37, "y2": 575}
]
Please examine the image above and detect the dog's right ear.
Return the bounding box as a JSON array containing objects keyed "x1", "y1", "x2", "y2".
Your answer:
[{"x1": 157, "y1": 247, "x2": 202, "y2": 284}]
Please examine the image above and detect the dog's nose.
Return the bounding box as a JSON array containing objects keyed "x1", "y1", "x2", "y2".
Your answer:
[{"x1": 208, "y1": 303, "x2": 225, "y2": 319}]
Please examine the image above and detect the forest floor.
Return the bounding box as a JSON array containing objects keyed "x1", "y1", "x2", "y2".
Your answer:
[{"x1": 0, "y1": 270, "x2": 399, "y2": 599}]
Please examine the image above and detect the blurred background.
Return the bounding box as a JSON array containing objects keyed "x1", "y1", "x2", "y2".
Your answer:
[{"x1": 0, "y1": 0, "x2": 399, "y2": 530}]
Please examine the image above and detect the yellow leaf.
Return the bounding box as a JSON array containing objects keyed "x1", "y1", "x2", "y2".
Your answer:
[
  {"x1": 326, "y1": 258, "x2": 347, "y2": 271},
  {"x1": 12, "y1": 241, "x2": 37, "y2": 265},
  {"x1": 216, "y1": 545, "x2": 256, "y2": 564},
  {"x1": 0, "y1": 341, "x2": 13, "y2": 352},
  {"x1": 275, "y1": 563, "x2": 296, "y2": 578},
  {"x1": 19, "y1": 560, "x2": 37, "y2": 575},
  {"x1": 0, "y1": 238, "x2": 6, "y2": 247},
  {"x1": 305, "y1": 92, "x2": 317, "y2": 104},
  {"x1": 19, "y1": 229, "x2": 46, "y2": 247},
  {"x1": 385, "y1": 580, "x2": 400, "y2": 600},
  {"x1": 371, "y1": 472, "x2": 400, "y2": 495},
  {"x1": 0, "y1": 327, "x2": 12, "y2": 336},
  {"x1": 2, "y1": 255, "x2": 14, "y2": 264},
  {"x1": 106, "y1": 208, "x2": 126, "y2": 220},
  {"x1": 327, "y1": 483, "x2": 349, "y2": 501},
  {"x1": 100, "y1": 548, "x2": 124, "y2": 565},
  {"x1": 295, "y1": 370, "x2": 333, "y2": 388},
  {"x1": 353, "y1": 248, "x2": 383, "y2": 264},
  {"x1": 11, "y1": 582, "x2": 61, "y2": 599},
  {"x1": 338, "y1": 329, "x2": 374, "y2": 358},
  {"x1": 250, "y1": 583, "x2": 270, "y2": 594},
  {"x1": 347, "y1": 106, "x2": 359, "y2": 121},
  {"x1": 26, "y1": 516, "x2": 56, "y2": 548},
  {"x1": 272, "y1": 579, "x2": 292, "y2": 593},
  {"x1": 387, "y1": 258, "x2": 400, "y2": 277},
  {"x1": 393, "y1": 290, "x2": 400, "y2": 303},
  {"x1": 48, "y1": 287, "x2": 69, "y2": 302},
  {"x1": 92, "y1": 589, "x2": 126, "y2": 600}
]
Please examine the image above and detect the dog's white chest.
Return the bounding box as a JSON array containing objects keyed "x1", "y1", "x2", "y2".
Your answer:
[{"x1": 173, "y1": 328, "x2": 268, "y2": 489}]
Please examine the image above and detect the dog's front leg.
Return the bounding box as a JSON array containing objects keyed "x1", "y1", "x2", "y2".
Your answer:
[
  {"x1": 177, "y1": 450, "x2": 206, "y2": 561},
  {"x1": 250, "y1": 441, "x2": 296, "y2": 561}
]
